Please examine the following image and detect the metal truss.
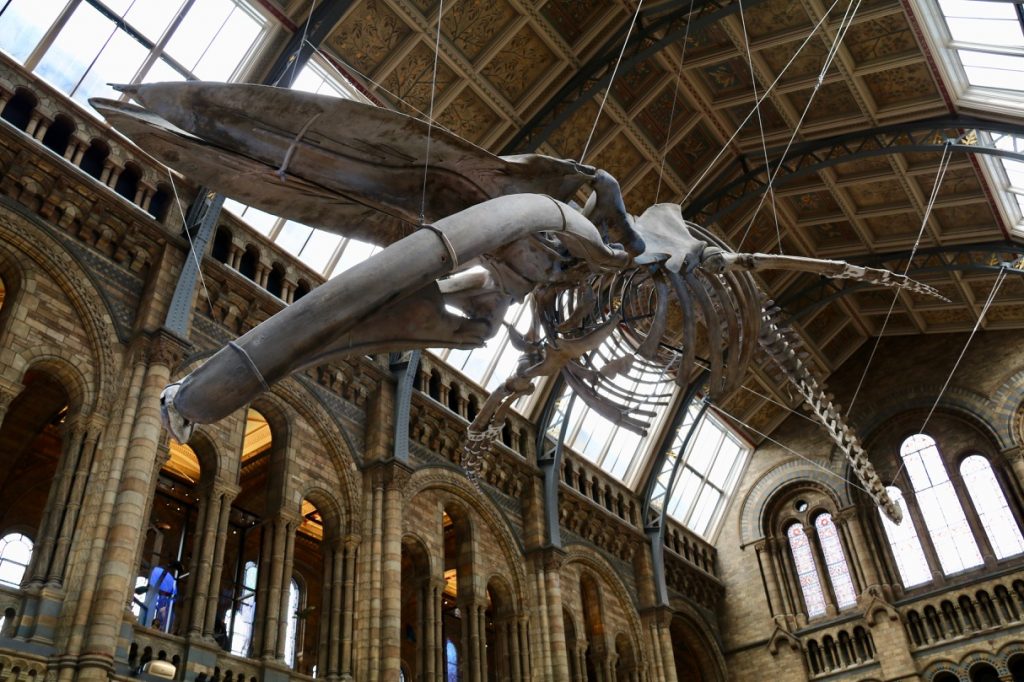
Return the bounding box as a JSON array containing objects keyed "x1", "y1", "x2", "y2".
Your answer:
[
  {"x1": 778, "y1": 241, "x2": 1024, "y2": 320},
  {"x1": 263, "y1": 1, "x2": 358, "y2": 88},
  {"x1": 500, "y1": 0, "x2": 765, "y2": 154},
  {"x1": 683, "y1": 116, "x2": 1024, "y2": 226},
  {"x1": 390, "y1": 351, "x2": 422, "y2": 464},
  {"x1": 534, "y1": 375, "x2": 573, "y2": 547}
]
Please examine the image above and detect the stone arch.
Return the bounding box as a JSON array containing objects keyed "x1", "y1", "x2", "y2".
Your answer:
[
  {"x1": 561, "y1": 544, "x2": 648, "y2": 669},
  {"x1": 17, "y1": 356, "x2": 90, "y2": 418},
  {"x1": 922, "y1": 659, "x2": 962, "y2": 681},
  {"x1": 738, "y1": 460, "x2": 848, "y2": 545},
  {"x1": 405, "y1": 467, "x2": 528, "y2": 604},
  {"x1": 855, "y1": 383, "x2": 1006, "y2": 450},
  {"x1": 276, "y1": 376, "x2": 361, "y2": 534},
  {"x1": 0, "y1": 209, "x2": 119, "y2": 411},
  {"x1": 961, "y1": 650, "x2": 1006, "y2": 679},
  {"x1": 297, "y1": 485, "x2": 346, "y2": 545},
  {"x1": 760, "y1": 478, "x2": 845, "y2": 540},
  {"x1": 667, "y1": 601, "x2": 727, "y2": 682},
  {"x1": 185, "y1": 428, "x2": 221, "y2": 487}
]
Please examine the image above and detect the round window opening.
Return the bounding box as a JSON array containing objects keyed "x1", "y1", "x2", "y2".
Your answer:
[{"x1": 794, "y1": 499, "x2": 808, "y2": 512}]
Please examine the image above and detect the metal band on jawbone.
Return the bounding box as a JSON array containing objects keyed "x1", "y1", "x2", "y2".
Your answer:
[
  {"x1": 227, "y1": 341, "x2": 270, "y2": 392},
  {"x1": 419, "y1": 223, "x2": 459, "y2": 269}
]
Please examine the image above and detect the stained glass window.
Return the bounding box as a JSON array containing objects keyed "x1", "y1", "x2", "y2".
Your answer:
[
  {"x1": 0, "y1": 533, "x2": 32, "y2": 587},
  {"x1": 787, "y1": 523, "x2": 826, "y2": 618},
  {"x1": 901, "y1": 434, "x2": 983, "y2": 574},
  {"x1": 961, "y1": 454, "x2": 1024, "y2": 559},
  {"x1": 814, "y1": 513, "x2": 857, "y2": 609},
  {"x1": 879, "y1": 486, "x2": 932, "y2": 588}
]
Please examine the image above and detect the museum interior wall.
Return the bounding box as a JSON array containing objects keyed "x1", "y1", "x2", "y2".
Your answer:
[{"x1": 1, "y1": 8, "x2": 1024, "y2": 682}]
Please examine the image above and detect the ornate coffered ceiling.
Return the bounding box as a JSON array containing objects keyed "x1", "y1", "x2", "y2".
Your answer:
[{"x1": 291, "y1": 0, "x2": 1024, "y2": 438}]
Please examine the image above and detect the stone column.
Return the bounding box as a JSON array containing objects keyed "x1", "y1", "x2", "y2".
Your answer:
[
  {"x1": 540, "y1": 550, "x2": 569, "y2": 681},
  {"x1": 49, "y1": 418, "x2": 105, "y2": 585},
  {"x1": 423, "y1": 578, "x2": 443, "y2": 682},
  {"x1": 516, "y1": 616, "x2": 530, "y2": 682},
  {"x1": 340, "y1": 536, "x2": 358, "y2": 676},
  {"x1": 30, "y1": 417, "x2": 87, "y2": 585},
  {"x1": 902, "y1": 489, "x2": 946, "y2": 582},
  {"x1": 380, "y1": 463, "x2": 410, "y2": 680},
  {"x1": 276, "y1": 513, "x2": 299, "y2": 658},
  {"x1": 77, "y1": 332, "x2": 184, "y2": 682},
  {"x1": 768, "y1": 537, "x2": 796, "y2": 617},
  {"x1": 201, "y1": 484, "x2": 238, "y2": 637},
  {"x1": 754, "y1": 539, "x2": 784, "y2": 618},
  {"x1": 327, "y1": 543, "x2": 343, "y2": 679}
]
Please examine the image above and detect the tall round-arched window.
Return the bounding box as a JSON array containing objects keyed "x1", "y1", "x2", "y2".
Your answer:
[
  {"x1": 285, "y1": 578, "x2": 300, "y2": 667},
  {"x1": 814, "y1": 514, "x2": 856, "y2": 609},
  {"x1": 900, "y1": 434, "x2": 982, "y2": 574},
  {"x1": 878, "y1": 487, "x2": 932, "y2": 588},
  {"x1": 787, "y1": 523, "x2": 826, "y2": 617},
  {"x1": 0, "y1": 533, "x2": 32, "y2": 587},
  {"x1": 961, "y1": 454, "x2": 1024, "y2": 559},
  {"x1": 226, "y1": 560, "x2": 258, "y2": 656},
  {"x1": 445, "y1": 638, "x2": 458, "y2": 682}
]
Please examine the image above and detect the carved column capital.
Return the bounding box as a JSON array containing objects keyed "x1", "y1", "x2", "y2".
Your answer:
[{"x1": 149, "y1": 329, "x2": 190, "y2": 368}]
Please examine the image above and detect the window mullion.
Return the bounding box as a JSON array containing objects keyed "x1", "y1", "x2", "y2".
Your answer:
[{"x1": 24, "y1": 0, "x2": 82, "y2": 71}]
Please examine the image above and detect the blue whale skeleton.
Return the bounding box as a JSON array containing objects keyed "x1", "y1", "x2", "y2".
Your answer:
[{"x1": 93, "y1": 82, "x2": 944, "y2": 523}]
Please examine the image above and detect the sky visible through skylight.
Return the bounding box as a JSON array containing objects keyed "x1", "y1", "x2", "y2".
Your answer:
[{"x1": 935, "y1": 0, "x2": 1024, "y2": 225}]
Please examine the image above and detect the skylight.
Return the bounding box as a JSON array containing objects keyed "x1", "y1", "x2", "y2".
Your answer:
[
  {"x1": 663, "y1": 406, "x2": 750, "y2": 539},
  {"x1": 0, "y1": 0, "x2": 269, "y2": 109},
  {"x1": 916, "y1": 0, "x2": 1024, "y2": 232}
]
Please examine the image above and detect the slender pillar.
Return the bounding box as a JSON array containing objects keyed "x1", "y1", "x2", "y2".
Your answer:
[
  {"x1": 541, "y1": 551, "x2": 569, "y2": 681},
  {"x1": 380, "y1": 465, "x2": 409, "y2": 679},
  {"x1": 340, "y1": 535, "x2": 358, "y2": 676},
  {"x1": 77, "y1": 332, "x2": 183, "y2": 682},
  {"x1": 49, "y1": 421, "x2": 104, "y2": 584},
  {"x1": 805, "y1": 523, "x2": 838, "y2": 617},
  {"x1": 328, "y1": 544, "x2": 343, "y2": 678},
  {"x1": 277, "y1": 514, "x2": 298, "y2": 658},
  {"x1": 755, "y1": 539, "x2": 784, "y2": 618},
  {"x1": 203, "y1": 485, "x2": 236, "y2": 636},
  {"x1": 260, "y1": 514, "x2": 290, "y2": 658}
]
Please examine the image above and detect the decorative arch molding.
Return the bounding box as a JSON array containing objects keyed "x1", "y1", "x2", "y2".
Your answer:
[
  {"x1": 561, "y1": 543, "x2": 649, "y2": 670},
  {"x1": 961, "y1": 649, "x2": 1008, "y2": 678},
  {"x1": 404, "y1": 467, "x2": 528, "y2": 604},
  {"x1": 297, "y1": 485, "x2": 348, "y2": 546},
  {"x1": 668, "y1": 606, "x2": 728, "y2": 682},
  {"x1": 738, "y1": 460, "x2": 849, "y2": 546},
  {"x1": 16, "y1": 354, "x2": 92, "y2": 419},
  {"x1": 401, "y1": 531, "x2": 436, "y2": 578},
  {"x1": 273, "y1": 376, "x2": 361, "y2": 530},
  {"x1": 922, "y1": 659, "x2": 963, "y2": 682},
  {"x1": 0, "y1": 200, "x2": 120, "y2": 413},
  {"x1": 854, "y1": 383, "x2": 1005, "y2": 450},
  {"x1": 184, "y1": 427, "x2": 222, "y2": 487},
  {"x1": 991, "y1": 368, "x2": 1024, "y2": 448}
]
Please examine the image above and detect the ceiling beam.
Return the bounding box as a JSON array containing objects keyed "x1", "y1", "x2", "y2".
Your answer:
[
  {"x1": 684, "y1": 115, "x2": 1024, "y2": 226},
  {"x1": 500, "y1": 0, "x2": 766, "y2": 155},
  {"x1": 262, "y1": 0, "x2": 356, "y2": 88}
]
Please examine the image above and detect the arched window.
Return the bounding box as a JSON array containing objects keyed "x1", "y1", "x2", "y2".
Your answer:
[
  {"x1": 285, "y1": 578, "x2": 300, "y2": 668},
  {"x1": 226, "y1": 560, "x2": 258, "y2": 656},
  {"x1": 814, "y1": 513, "x2": 856, "y2": 609},
  {"x1": 878, "y1": 487, "x2": 932, "y2": 588},
  {"x1": 445, "y1": 638, "x2": 458, "y2": 682},
  {"x1": 960, "y1": 454, "x2": 1024, "y2": 559},
  {"x1": 900, "y1": 434, "x2": 982, "y2": 574},
  {"x1": 0, "y1": 533, "x2": 33, "y2": 587},
  {"x1": 787, "y1": 523, "x2": 826, "y2": 617}
]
